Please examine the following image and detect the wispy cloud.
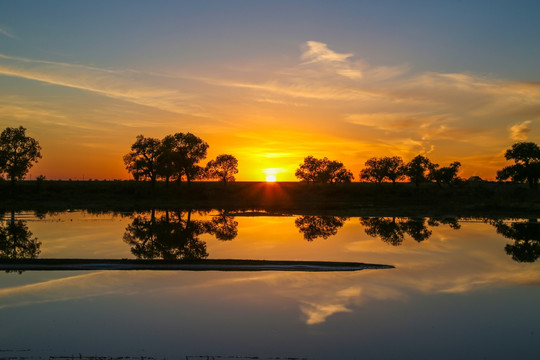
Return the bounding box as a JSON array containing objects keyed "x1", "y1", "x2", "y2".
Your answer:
[
  {"x1": 302, "y1": 41, "x2": 353, "y2": 64},
  {"x1": 301, "y1": 41, "x2": 363, "y2": 79},
  {"x1": 509, "y1": 120, "x2": 532, "y2": 140},
  {"x1": 0, "y1": 26, "x2": 15, "y2": 39},
  {"x1": 0, "y1": 53, "x2": 207, "y2": 117}
]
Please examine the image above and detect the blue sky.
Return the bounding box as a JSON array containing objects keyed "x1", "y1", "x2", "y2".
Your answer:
[{"x1": 1, "y1": 1, "x2": 539, "y2": 180}]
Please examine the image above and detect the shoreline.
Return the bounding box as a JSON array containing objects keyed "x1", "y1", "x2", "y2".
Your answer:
[{"x1": 0, "y1": 258, "x2": 395, "y2": 272}]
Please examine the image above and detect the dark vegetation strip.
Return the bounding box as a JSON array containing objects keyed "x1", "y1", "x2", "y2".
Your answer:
[
  {"x1": 0, "y1": 258, "x2": 394, "y2": 272},
  {"x1": 1, "y1": 180, "x2": 539, "y2": 217}
]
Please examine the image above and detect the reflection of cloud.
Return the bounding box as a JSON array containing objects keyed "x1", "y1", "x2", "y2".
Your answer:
[
  {"x1": 0, "y1": 272, "x2": 114, "y2": 310},
  {"x1": 301, "y1": 303, "x2": 352, "y2": 325},
  {"x1": 510, "y1": 120, "x2": 532, "y2": 140}
]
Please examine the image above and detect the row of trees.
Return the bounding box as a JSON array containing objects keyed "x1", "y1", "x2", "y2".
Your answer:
[
  {"x1": 295, "y1": 142, "x2": 540, "y2": 189},
  {"x1": 295, "y1": 154, "x2": 462, "y2": 186},
  {"x1": 123, "y1": 133, "x2": 238, "y2": 185},
  {"x1": 0, "y1": 125, "x2": 538, "y2": 189}
]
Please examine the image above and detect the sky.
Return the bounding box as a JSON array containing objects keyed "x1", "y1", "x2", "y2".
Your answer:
[{"x1": 1, "y1": 0, "x2": 539, "y2": 181}]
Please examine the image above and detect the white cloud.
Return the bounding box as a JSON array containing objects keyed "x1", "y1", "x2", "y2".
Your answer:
[
  {"x1": 509, "y1": 120, "x2": 532, "y2": 140},
  {"x1": 301, "y1": 41, "x2": 363, "y2": 79},
  {"x1": 301, "y1": 41, "x2": 353, "y2": 64}
]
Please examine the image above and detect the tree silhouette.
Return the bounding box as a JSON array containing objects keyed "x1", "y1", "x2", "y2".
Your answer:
[
  {"x1": 295, "y1": 156, "x2": 353, "y2": 183},
  {"x1": 402, "y1": 155, "x2": 435, "y2": 186},
  {"x1": 163, "y1": 133, "x2": 209, "y2": 183},
  {"x1": 360, "y1": 156, "x2": 404, "y2": 184},
  {"x1": 0, "y1": 126, "x2": 42, "y2": 187},
  {"x1": 492, "y1": 219, "x2": 540, "y2": 263},
  {"x1": 496, "y1": 142, "x2": 540, "y2": 189},
  {"x1": 205, "y1": 154, "x2": 239, "y2": 183},
  {"x1": 294, "y1": 215, "x2": 348, "y2": 241},
  {"x1": 430, "y1": 161, "x2": 461, "y2": 187},
  {"x1": 123, "y1": 135, "x2": 162, "y2": 186},
  {"x1": 0, "y1": 212, "x2": 41, "y2": 259}
]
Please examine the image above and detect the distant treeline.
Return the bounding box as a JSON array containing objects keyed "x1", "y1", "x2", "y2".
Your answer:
[{"x1": 1, "y1": 126, "x2": 539, "y2": 190}]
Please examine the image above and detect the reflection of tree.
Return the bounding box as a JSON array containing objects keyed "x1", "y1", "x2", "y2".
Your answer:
[
  {"x1": 205, "y1": 213, "x2": 238, "y2": 241},
  {"x1": 123, "y1": 210, "x2": 238, "y2": 259},
  {"x1": 295, "y1": 216, "x2": 348, "y2": 241},
  {"x1": 0, "y1": 212, "x2": 41, "y2": 259},
  {"x1": 361, "y1": 217, "x2": 404, "y2": 245},
  {"x1": 361, "y1": 217, "x2": 460, "y2": 246},
  {"x1": 400, "y1": 219, "x2": 432, "y2": 243},
  {"x1": 492, "y1": 219, "x2": 540, "y2": 263}
]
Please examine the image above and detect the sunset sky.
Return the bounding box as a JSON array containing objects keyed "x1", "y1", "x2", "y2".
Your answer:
[{"x1": 1, "y1": 1, "x2": 539, "y2": 181}]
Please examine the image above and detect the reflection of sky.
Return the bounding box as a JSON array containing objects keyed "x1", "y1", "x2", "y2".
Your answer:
[{"x1": 1, "y1": 212, "x2": 539, "y2": 358}]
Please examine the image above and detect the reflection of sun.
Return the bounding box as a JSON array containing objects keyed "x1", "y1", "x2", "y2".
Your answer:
[{"x1": 266, "y1": 174, "x2": 277, "y2": 182}]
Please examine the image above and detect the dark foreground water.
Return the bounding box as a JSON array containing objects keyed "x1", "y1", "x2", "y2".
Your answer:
[{"x1": 1, "y1": 211, "x2": 539, "y2": 359}]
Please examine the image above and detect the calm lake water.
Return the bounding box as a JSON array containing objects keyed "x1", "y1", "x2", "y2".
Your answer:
[{"x1": 1, "y1": 211, "x2": 539, "y2": 359}]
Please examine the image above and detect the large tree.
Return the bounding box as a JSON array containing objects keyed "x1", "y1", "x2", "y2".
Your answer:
[
  {"x1": 205, "y1": 154, "x2": 238, "y2": 183},
  {"x1": 496, "y1": 142, "x2": 540, "y2": 189},
  {"x1": 360, "y1": 156, "x2": 404, "y2": 184},
  {"x1": 402, "y1": 155, "x2": 435, "y2": 186},
  {"x1": 162, "y1": 132, "x2": 209, "y2": 183},
  {"x1": 123, "y1": 135, "x2": 162, "y2": 186},
  {"x1": 295, "y1": 156, "x2": 353, "y2": 183},
  {"x1": 0, "y1": 126, "x2": 42, "y2": 186}
]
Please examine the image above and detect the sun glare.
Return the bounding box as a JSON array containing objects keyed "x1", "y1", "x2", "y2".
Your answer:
[{"x1": 265, "y1": 174, "x2": 277, "y2": 182}]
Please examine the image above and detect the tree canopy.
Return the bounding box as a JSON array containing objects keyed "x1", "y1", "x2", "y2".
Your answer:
[
  {"x1": 124, "y1": 132, "x2": 209, "y2": 185},
  {"x1": 402, "y1": 155, "x2": 435, "y2": 186},
  {"x1": 295, "y1": 156, "x2": 354, "y2": 183},
  {"x1": 123, "y1": 135, "x2": 162, "y2": 185},
  {"x1": 496, "y1": 142, "x2": 540, "y2": 189},
  {"x1": 205, "y1": 154, "x2": 239, "y2": 183},
  {"x1": 0, "y1": 126, "x2": 42, "y2": 185},
  {"x1": 360, "y1": 156, "x2": 404, "y2": 184},
  {"x1": 430, "y1": 161, "x2": 461, "y2": 186}
]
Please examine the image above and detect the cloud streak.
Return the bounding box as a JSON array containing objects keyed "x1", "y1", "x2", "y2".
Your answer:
[
  {"x1": 510, "y1": 120, "x2": 532, "y2": 140},
  {"x1": 0, "y1": 26, "x2": 15, "y2": 39},
  {"x1": 0, "y1": 53, "x2": 207, "y2": 117}
]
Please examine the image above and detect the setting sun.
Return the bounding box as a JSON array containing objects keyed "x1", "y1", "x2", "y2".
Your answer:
[{"x1": 265, "y1": 174, "x2": 277, "y2": 182}]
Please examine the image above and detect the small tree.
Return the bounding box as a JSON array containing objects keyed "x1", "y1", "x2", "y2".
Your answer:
[
  {"x1": 0, "y1": 126, "x2": 42, "y2": 186},
  {"x1": 403, "y1": 155, "x2": 434, "y2": 186},
  {"x1": 295, "y1": 156, "x2": 353, "y2": 183},
  {"x1": 430, "y1": 161, "x2": 461, "y2": 186},
  {"x1": 205, "y1": 154, "x2": 239, "y2": 183},
  {"x1": 123, "y1": 135, "x2": 162, "y2": 186},
  {"x1": 496, "y1": 142, "x2": 540, "y2": 189}
]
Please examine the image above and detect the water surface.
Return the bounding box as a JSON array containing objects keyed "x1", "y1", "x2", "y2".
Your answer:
[{"x1": 1, "y1": 211, "x2": 539, "y2": 359}]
